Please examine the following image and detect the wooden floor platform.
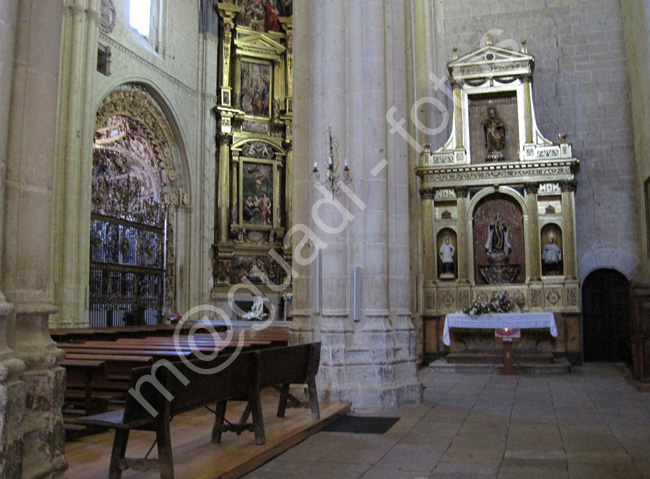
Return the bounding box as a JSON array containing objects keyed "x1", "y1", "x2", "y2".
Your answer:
[{"x1": 66, "y1": 391, "x2": 351, "y2": 479}]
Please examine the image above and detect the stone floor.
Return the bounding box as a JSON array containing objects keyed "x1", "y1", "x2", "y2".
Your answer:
[{"x1": 243, "y1": 363, "x2": 650, "y2": 479}]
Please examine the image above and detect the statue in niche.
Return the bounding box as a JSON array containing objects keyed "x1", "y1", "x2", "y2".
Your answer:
[
  {"x1": 483, "y1": 106, "x2": 506, "y2": 161},
  {"x1": 485, "y1": 212, "x2": 510, "y2": 262},
  {"x1": 542, "y1": 236, "x2": 563, "y2": 275},
  {"x1": 439, "y1": 236, "x2": 456, "y2": 280}
]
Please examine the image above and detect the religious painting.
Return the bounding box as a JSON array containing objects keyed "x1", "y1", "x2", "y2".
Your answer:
[
  {"x1": 468, "y1": 93, "x2": 519, "y2": 164},
  {"x1": 235, "y1": 0, "x2": 283, "y2": 33},
  {"x1": 240, "y1": 60, "x2": 272, "y2": 118},
  {"x1": 241, "y1": 161, "x2": 273, "y2": 226}
]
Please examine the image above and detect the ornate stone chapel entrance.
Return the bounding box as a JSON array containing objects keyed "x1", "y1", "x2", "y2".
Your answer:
[{"x1": 89, "y1": 87, "x2": 182, "y2": 327}]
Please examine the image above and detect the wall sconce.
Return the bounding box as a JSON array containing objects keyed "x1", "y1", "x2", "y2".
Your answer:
[{"x1": 310, "y1": 127, "x2": 351, "y2": 196}]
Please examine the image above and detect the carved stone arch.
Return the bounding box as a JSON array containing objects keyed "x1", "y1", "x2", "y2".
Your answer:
[{"x1": 90, "y1": 85, "x2": 187, "y2": 325}]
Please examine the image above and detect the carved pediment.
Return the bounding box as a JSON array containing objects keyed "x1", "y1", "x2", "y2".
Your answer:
[
  {"x1": 449, "y1": 45, "x2": 534, "y2": 82},
  {"x1": 235, "y1": 30, "x2": 286, "y2": 57}
]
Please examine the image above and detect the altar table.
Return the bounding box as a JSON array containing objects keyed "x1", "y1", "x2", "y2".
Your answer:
[{"x1": 442, "y1": 312, "x2": 558, "y2": 375}]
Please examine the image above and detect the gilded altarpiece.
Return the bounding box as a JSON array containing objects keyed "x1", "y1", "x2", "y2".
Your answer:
[
  {"x1": 213, "y1": 2, "x2": 293, "y2": 298},
  {"x1": 416, "y1": 40, "x2": 582, "y2": 363}
]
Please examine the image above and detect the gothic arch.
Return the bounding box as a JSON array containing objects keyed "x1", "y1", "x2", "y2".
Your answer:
[{"x1": 90, "y1": 85, "x2": 190, "y2": 324}]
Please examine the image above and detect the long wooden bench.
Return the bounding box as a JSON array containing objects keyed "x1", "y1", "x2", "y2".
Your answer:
[{"x1": 76, "y1": 342, "x2": 321, "y2": 479}]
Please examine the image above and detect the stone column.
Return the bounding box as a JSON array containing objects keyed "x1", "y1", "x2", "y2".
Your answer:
[
  {"x1": 525, "y1": 183, "x2": 542, "y2": 280},
  {"x1": 52, "y1": 0, "x2": 101, "y2": 328},
  {"x1": 561, "y1": 181, "x2": 578, "y2": 280},
  {"x1": 288, "y1": 0, "x2": 317, "y2": 345},
  {"x1": 3, "y1": 0, "x2": 68, "y2": 477},
  {"x1": 293, "y1": 0, "x2": 421, "y2": 411},
  {"x1": 0, "y1": 3, "x2": 26, "y2": 476}
]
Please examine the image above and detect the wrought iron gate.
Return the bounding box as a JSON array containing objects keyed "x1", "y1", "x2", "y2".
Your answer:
[{"x1": 89, "y1": 214, "x2": 165, "y2": 327}]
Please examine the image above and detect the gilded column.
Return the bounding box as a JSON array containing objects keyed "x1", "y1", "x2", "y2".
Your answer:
[
  {"x1": 420, "y1": 188, "x2": 436, "y2": 281},
  {"x1": 525, "y1": 183, "x2": 541, "y2": 280},
  {"x1": 217, "y1": 132, "x2": 231, "y2": 244},
  {"x1": 454, "y1": 83, "x2": 464, "y2": 149},
  {"x1": 455, "y1": 186, "x2": 470, "y2": 282},
  {"x1": 560, "y1": 181, "x2": 578, "y2": 280},
  {"x1": 216, "y1": 3, "x2": 240, "y2": 107}
]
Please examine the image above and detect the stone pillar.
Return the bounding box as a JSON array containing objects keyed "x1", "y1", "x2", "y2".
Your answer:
[
  {"x1": 52, "y1": 0, "x2": 101, "y2": 328},
  {"x1": 0, "y1": 3, "x2": 25, "y2": 476},
  {"x1": 525, "y1": 183, "x2": 542, "y2": 281},
  {"x1": 3, "y1": 0, "x2": 68, "y2": 477},
  {"x1": 455, "y1": 186, "x2": 470, "y2": 282},
  {"x1": 292, "y1": 0, "x2": 421, "y2": 411},
  {"x1": 561, "y1": 181, "x2": 578, "y2": 280}
]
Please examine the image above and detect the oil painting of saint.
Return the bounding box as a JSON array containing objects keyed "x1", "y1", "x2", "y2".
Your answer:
[
  {"x1": 240, "y1": 61, "x2": 271, "y2": 117},
  {"x1": 242, "y1": 162, "x2": 273, "y2": 225}
]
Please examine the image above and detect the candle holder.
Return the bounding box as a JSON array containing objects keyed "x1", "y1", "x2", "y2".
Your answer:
[{"x1": 311, "y1": 127, "x2": 352, "y2": 196}]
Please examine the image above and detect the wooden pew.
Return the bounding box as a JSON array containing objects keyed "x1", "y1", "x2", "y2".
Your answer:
[
  {"x1": 76, "y1": 343, "x2": 321, "y2": 479},
  {"x1": 218, "y1": 343, "x2": 321, "y2": 444},
  {"x1": 77, "y1": 351, "x2": 262, "y2": 479}
]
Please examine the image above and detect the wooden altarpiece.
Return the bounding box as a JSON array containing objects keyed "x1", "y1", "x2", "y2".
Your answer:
[
  {"x1": 416, "y1": 39, "x2": 582, "y2": 363},
  {"x1": 213, "y1": 2, "x2": 294, "y2": 313}
]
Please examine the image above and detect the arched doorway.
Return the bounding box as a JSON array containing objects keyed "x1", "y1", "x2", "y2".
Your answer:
[
  {"x1": 89, "y1": 86, "x2": 181, "y2": 327},
  {"x1": 582, "y1": 269, "x2": 631, "y2": 362}
]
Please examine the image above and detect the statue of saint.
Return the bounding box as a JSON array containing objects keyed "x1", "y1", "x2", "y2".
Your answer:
[
  {"x1": 542, "y1": 237, "x2": 562, "y2": 274},
  {"x1": 485, "y1": 212, "x2": 511, "y2": 260},
  {"x1": 483, "y1": 106, "x2": 506, "y2": 161},
  {"x1": 439, "y1": 236, "x2": 456, "y2": 279}
]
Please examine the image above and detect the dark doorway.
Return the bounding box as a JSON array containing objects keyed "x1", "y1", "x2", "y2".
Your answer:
[{"x1": 582, "y1": 269, "x2": 631, "y2": 362}]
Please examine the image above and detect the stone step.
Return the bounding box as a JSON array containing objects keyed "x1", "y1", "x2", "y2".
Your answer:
[
  {"x1": 446, "y1": 351, "x2": 555, "y2": 364},
  {"x1": 430, "y1": 357, "x2": 572, "y2": 375}
]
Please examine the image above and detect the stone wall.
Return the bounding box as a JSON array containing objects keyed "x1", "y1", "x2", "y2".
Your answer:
[
  {"x1": 622, "y1": 0, "x2": 650, "y2": 281},
  {"x1": 422, "y1": 0, "x2": 639, "y2": 282},
  {"x1": 52, "y1": 0, "x2": 219, "y2": 327}
]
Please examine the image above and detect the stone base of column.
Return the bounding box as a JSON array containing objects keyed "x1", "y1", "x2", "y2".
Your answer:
[{"x1": 320, "y1": 379, "x2": 423, "y2": 412}]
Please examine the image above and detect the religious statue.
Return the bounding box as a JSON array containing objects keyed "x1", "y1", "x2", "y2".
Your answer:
[
  {"x1": 242, "y1": 296, "x2": 267, "y2": 320},
  {"x1": 485, "y1": 212, "x2": 510, "y2": 261},
  {"x1": 439, "y1": 236, "x2": 456, "y2": 279},
  {"x1": 542, "y1": 236, "x2": 562, "y2": 275},
  {"x1": 483, "y1": 106, "x2": 506, "y2": 161}
]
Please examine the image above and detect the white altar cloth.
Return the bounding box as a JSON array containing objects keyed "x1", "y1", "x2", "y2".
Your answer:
[{"x1": 442, "y1": 312, "x2": 557, "y2": 346}]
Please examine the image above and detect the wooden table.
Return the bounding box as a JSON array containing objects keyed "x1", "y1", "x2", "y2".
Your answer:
[{"x1": 443, "y1": 313, "x2": 558, "y2": 375}]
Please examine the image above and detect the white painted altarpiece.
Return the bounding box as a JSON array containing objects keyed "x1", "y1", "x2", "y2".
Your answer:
[{"x1": 416, "y1": 38, "x2": 582, "y2": 364}]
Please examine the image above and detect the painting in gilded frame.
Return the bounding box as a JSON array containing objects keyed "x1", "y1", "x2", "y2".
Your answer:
[
  {"x1": 240, "y1": 60, "x2": 272, "y2": 118},
  {"x1": 241, "y1": 161, "x2": 273, "y2": 226}
]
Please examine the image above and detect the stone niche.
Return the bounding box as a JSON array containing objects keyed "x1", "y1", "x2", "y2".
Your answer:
[{"x1": 415, "y1": 38, "x2": 581, "y2": 361}]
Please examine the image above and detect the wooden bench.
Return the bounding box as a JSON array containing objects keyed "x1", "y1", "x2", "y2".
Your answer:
[
  {"x1": 77, "y1": 342, "x2": 321, "y2": 479},
  {"x1": 220, "y1": 342, "x2": 321, "y2": 444}
]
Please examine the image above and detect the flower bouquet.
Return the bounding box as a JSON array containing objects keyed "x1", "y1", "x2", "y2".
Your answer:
[{"x1": 462, "y1": 290, "x2": 521, "y2": 318}]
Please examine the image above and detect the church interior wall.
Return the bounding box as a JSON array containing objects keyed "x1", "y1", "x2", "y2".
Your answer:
[
  {"x1": 78, "y1": 0, "x2": 217, "y2": 320},
  {"x1": 622, "y1": 0, "x2": 650, "y2": 283},
  {"x1": 417, "y1": 0, "x2": 640, "y2": 284}
]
